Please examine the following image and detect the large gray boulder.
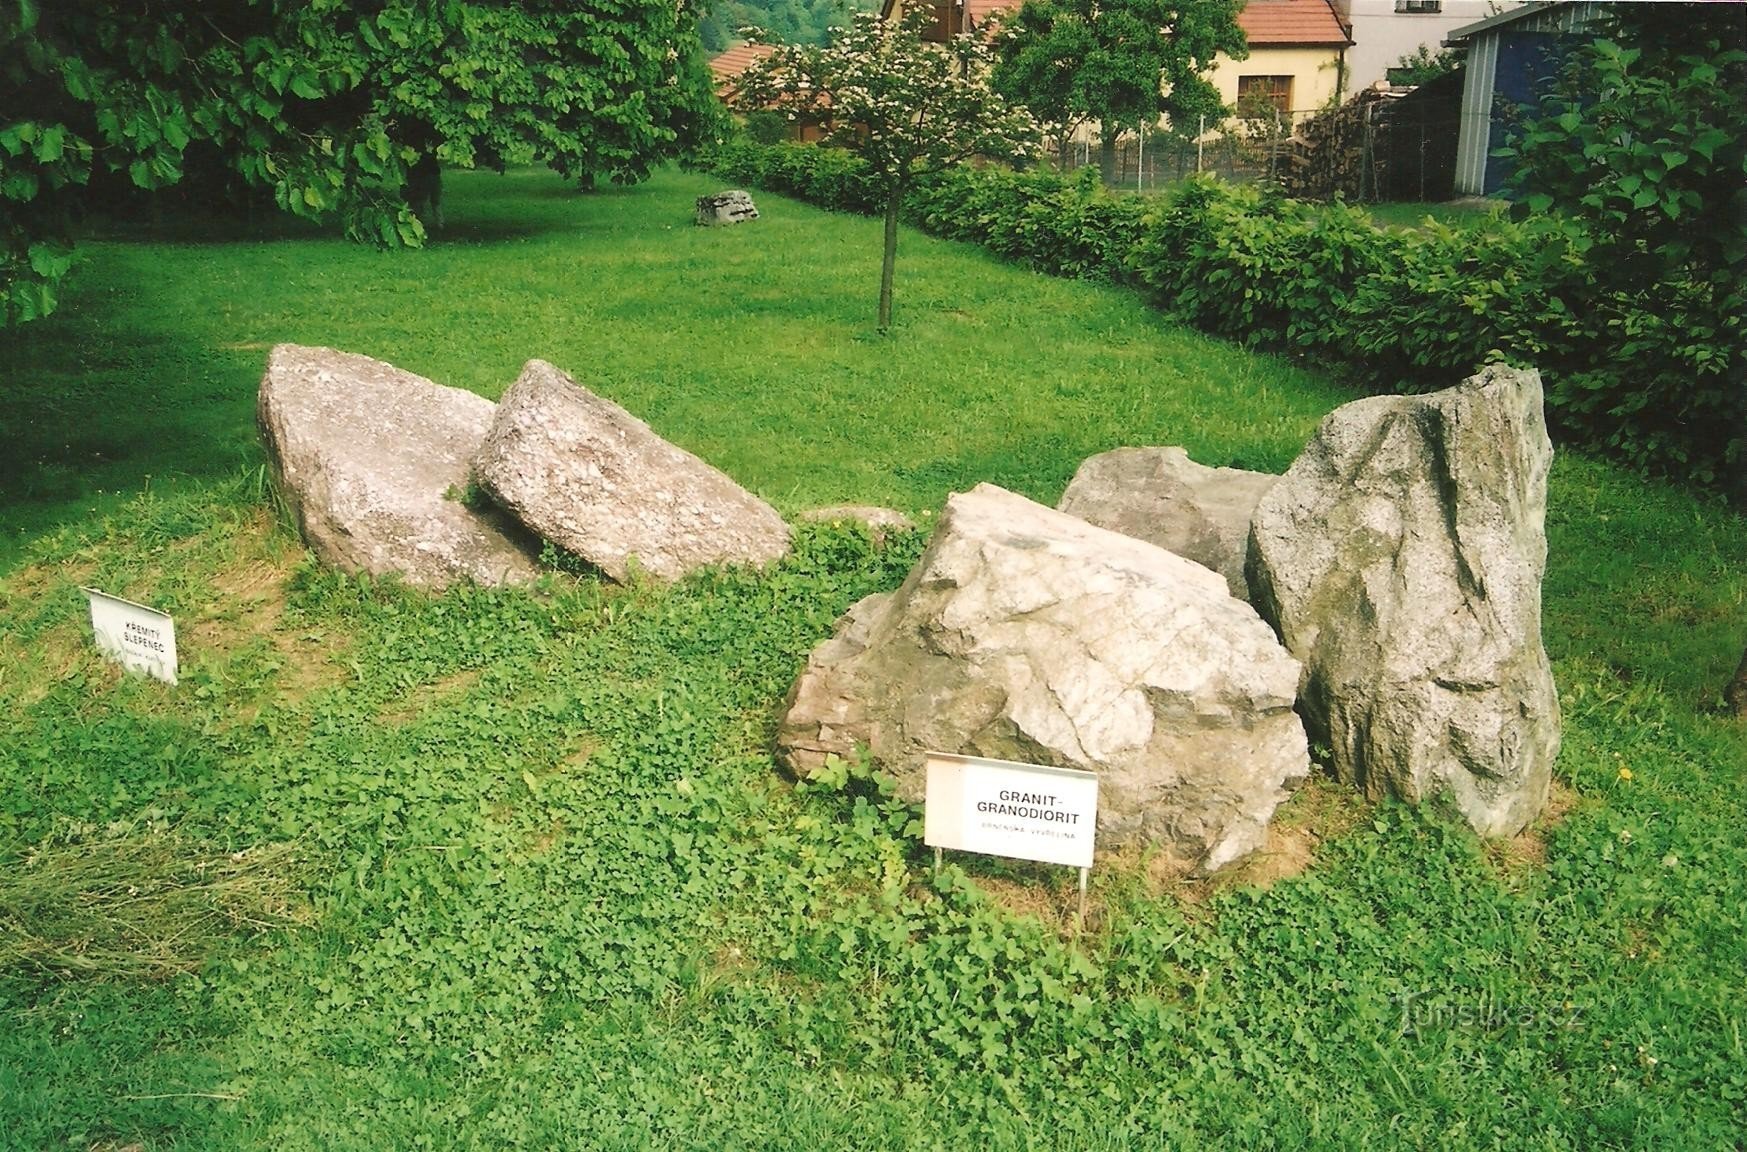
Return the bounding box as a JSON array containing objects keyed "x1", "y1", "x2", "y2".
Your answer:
[
  {"x1": 1057, "y1": 447, "x2": 1278, "y2": 600},
  {"x1": 473, "y1": 360, "x2": 791, "y2": 583},
  {"x1": 1248, "y1": 365, "x2": 1560, "y2": 837},
  {"x1": 257, "y1": 345, "x2": 539, "y2": 589},
  {"x1": 777, "y1": 483, "x2": 1310, "y2": 872}
]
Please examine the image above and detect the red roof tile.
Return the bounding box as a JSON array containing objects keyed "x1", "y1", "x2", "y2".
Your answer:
[
  {"x1": 1237, "y1": 0, "x2": 1352, "y2": 47},
  {"x1": 709, "y1": 43, "x2": 777, "y2": 93},
  {"x1": 964, "y1": 0, "x2": 1019, "y2": 28}
]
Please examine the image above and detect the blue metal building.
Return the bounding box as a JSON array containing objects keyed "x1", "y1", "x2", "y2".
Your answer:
[{"x1": 1445, "y1": 1, "x2": 1609, "y2": 196}]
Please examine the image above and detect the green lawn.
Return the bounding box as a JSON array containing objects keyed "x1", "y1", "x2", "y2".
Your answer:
[
  {"x1": 1, "y1": 166, "x2": 1743, "y2": 1151},
  {"x1": 1363, "y1": 198, "x2": 1504, "y2": 231}
]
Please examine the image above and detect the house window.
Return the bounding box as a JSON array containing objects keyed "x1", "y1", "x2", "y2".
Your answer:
[
  {"x1": 1236, "y1": 75, "x2": 1293, "y2": 117},
  {"x1": 1396, "y1": 0, "x2": 1442, "y2": 12}
]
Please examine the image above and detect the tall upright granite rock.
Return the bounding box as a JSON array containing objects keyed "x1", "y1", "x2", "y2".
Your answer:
[
  {"x1": 473, "y1": 360, "x2": 790, "y2": 583},
  {"x1": 1247, "y1": 365, "x2": 1560, "y2": 836},
  {"x1": 778, "y1": 484, "x2": 1310, "y2": 872},
  {"x1": 257, "y1": 345, "x2": 539, "y2": 589},
  {"x1": 1057, "y1": 447, "x2": 1278, "y2": 601}
]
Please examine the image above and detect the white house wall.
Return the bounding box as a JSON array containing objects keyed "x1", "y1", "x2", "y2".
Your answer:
[{"x1": 1341, "y1": 0, "x2": 1503, "y2": 90}]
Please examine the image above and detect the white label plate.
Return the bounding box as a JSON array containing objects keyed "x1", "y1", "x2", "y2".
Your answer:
[
  {"x1": 924, "y1": 752, "x2": 1098, "y2": 869},
  {"x1": 84, "y1": 588, "x2": 178, "y2": 685}
]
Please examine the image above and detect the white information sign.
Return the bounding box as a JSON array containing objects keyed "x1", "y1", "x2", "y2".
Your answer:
[
  {"x1": 924, "y1": 752, "x2": 1099, "y2": 869},
  {"x1": 83, "y1": 588, "x2": 178, "y2": 685}
]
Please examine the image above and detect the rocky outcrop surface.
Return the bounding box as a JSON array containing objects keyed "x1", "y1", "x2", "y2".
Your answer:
[
  {"x1": 1248, "y1": 365, "x2": 1560, "y2": 837},
  {"x1": 257, "y1": 345, "x2": 539, "y2": 589},
  {"x1": 1058, "y1": 447, "x2": 1278, "y2": 601},
  {"x1": 473, "y1": 360, "x2": 790, "y2": 583},
  {"x1": 778, "y1": 483, "x2": 1310, "y2": 872}
]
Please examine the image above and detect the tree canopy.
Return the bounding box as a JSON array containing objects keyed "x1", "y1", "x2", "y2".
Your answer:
[
  {"x1": 1502, "y1": 4, "x2": 1745, "y2": 506},
  {"x1": 1503, "y1": 5, "x2": 1746, "y2": 292},
  {"x1": 736, "y1": 7, "x2": 1040, "y2": 331},
  {"x1": 1, "y1": 0, "x2": 721, "y2": 324},
  {"x1": 991, "y1": 0, "x2": 1246, "y2": 178}
]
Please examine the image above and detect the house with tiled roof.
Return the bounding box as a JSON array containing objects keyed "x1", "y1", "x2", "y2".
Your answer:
[
  {"x1": 1207, "y1": 0, "x2": 1355, "y2": 126},
  {"x1": 709, "y1": 42, "x2": 832, "y2": 142},
  {"x1": 878, "y1": 0, "x2": 1015, "y2": 42},
  {"x1": 708, "y1": 43, "x2": 778, "y2": 101},
  {"x1": 883, "y1": 0, "x2": 1354, "y2": 132}
]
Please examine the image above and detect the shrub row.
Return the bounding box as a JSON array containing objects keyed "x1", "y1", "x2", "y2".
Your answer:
[{"x1": 697, "y1": 139, "x2": 1743, "y2": 496}]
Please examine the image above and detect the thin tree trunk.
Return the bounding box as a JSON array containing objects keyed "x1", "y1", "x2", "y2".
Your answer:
[
  {"x1": 878, "y1": 186, "x2": 900, "y2": 333},
  {"x1": 1726, "y1": 644, "x2": 1747, "y2": 717},
  {"x1": 1099, "y1": 133, "x2": 1117, "y2": 186}
]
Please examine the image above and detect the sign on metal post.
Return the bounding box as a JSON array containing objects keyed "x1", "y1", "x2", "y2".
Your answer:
[
  {"x1": 83, "y1": 588, "x2": 178, "y2": 685},
  {"x1": 925, "y1": 752, "x2": 1099, "y2": 927},
  {"x1": 924, "y1": 751, "x2": 1098, "y2": 869}
]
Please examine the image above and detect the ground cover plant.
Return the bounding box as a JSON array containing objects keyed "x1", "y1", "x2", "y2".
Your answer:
[{"x1": 1, "y1": 167, "x2": 1743, "y2": 1150}]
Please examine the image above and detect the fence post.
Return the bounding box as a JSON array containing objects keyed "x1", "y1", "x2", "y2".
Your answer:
[
  {"x1": 1419, "y1": 124, "x2": 1428, "y2": 202},
  {"x1": 1355, "y1": 102, "x2": 1369, "y2": 203},
  {"x1": 1197, "y1": 115, "x2": 1204, "y2": 173},
  {"x1": 1137, "y1": 125, "x2": 1145, "y2": 192}
]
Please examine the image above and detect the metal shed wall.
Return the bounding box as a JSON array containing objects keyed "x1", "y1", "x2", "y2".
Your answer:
[{"x1": 1451, "y1": 1, "x2": 1605, "y2": 196}]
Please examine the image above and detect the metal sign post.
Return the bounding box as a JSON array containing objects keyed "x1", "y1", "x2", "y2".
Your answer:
[{"x1": 923, "y1": 751, "x2": 1099, "y2": 930}]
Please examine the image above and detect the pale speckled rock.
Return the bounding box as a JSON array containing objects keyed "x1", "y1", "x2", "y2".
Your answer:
[
  {"x1": 1248, "y1": 365, "x2": 1560, "y2": 837},
  {"x1": 473, "y1": 360, "x2": 790, "y2": 583},
  {"x1": 256, "y1": 344, "x2": 539, "y2": 589},
  {"x1": 1058, "y1": 447, "x2": 1278, "y2": 601},
  {"x1": 777, "y1": 483, "x2": 1310, "y2": 872}
]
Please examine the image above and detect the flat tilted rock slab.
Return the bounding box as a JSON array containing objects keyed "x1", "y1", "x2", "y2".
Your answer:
[
  {"x1": 473, "y1": 360, "x2": 791, "y2": 583},
  {"x1": 257, "y1": 345, "x2": 539, "y2": 589},
  {"x1": 777, "y1": 483, "x2": 1310, "y2": 873}
]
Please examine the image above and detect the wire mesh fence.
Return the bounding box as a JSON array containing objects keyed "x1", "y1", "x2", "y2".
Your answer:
[{"x1": 1051, "y1": 72, "x2": 1465, "y2": 202}]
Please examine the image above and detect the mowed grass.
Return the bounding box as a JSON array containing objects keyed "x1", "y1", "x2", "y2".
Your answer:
[
  {"x1": 0, "y1": 166, "x2": 1333, "y2": 565},
  {"x1": 0, "y1": 167, "x2": 1743, "y2": 1151}
]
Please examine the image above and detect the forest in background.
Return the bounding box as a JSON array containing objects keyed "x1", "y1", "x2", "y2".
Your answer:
[{"x1": 699, "y1": 0, "x2": 876, "y2": 50}]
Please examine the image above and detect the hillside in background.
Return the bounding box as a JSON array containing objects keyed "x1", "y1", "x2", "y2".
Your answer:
[{"x1": 699, "y1": 0, "x2": 877, "y2": 49}]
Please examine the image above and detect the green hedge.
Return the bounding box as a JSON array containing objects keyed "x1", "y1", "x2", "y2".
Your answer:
[{"x1": 696, "y1": 140, "x2": 1744, "y2": 496}]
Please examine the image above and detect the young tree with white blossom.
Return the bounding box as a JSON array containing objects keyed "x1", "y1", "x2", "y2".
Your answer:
[{"x1": 735, "y1": 7, "x2": 1041, "y2": 331}]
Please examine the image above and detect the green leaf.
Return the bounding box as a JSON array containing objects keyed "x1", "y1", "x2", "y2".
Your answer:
[{"x1": 1691, "y1": 128, "x2": 1728, "y2": 161}]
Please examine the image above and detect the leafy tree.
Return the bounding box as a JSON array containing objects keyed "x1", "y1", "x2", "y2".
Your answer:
[
  {"x1": 1385, "y1": 43, "x2": 1460, "y2": 88},
  {"x1": 735, "y1": 7, "x2": 1040, "y2": 331},
  {"x1": 1503, "y1": 7, "x2": 1746, "y2": 291},
  {"x1": 1, "y1": 0, "x2": 720, "y2": 324},
  {"x1": 701, "y1": 0, "x2": 868, "y2": 50},
  {"x1": 991, "y1": 0, "x2": 1245, "y2": 182},
  {"x1": 1500, "y1": 4, "x2": 1746, "y2": 506}
]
